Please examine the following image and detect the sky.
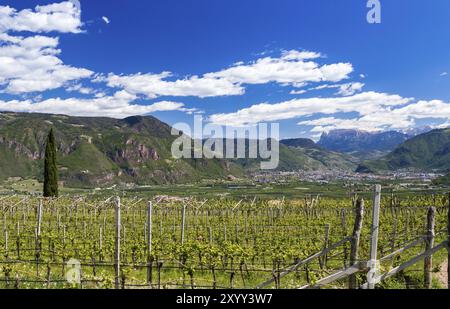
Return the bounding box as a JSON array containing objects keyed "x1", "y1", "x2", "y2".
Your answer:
[{"x1": 0, "y1": 0, "x2": 449, "y2": 140}]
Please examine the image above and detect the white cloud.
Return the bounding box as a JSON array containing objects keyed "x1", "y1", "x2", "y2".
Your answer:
[
  {"x1": 102, "y1": 72, "x2": 244, "y2": 99},
  {"x1": 304, "y1": 82, "x2": 364, "y2": 96},
  {"x1": 0, "y1": 95, "x2": 194, "y2": 118},
  {"x1": 204, "y1": 50, "x2": 353, "y2": 85},
  {"x1": 360, "y1": 74, "x2": 366, "y2": 79},
  {"x1": 290, "y1": 89, "x2": 307, "y2": 95},
  {"x1": 0, "y1": 1, "x2": 82, "y2": 34},
  {"x1": 296, "y1": 99, "x2": 450, "y2": 133},
  {"x1": 209, "y1": 91, "x2": 450, "y2": 132},
  {"x1": 337, "y1": 82, "x2": 365, "y2": 96},
  {"x1": 102, "y1": 16, "x2": 110, "y2": 24},
  {"x1": 99, "y1": 50, "x2": 353, "y2": 99},
  {"x1": 0, "y1": 34, "x2": 93, "y2": 93},
  {"x1": 0, "y1": 2, "x2": 92, "y2": 94},
  {"x1": 440, "y1": 72, "x2": 448, "y2": 76},
  {"x1": 66, "y1": 84, "x2": 95, "y2": 95},
  {"x1": 209, "y1": 92, "x2": 412, "y2": 127}
]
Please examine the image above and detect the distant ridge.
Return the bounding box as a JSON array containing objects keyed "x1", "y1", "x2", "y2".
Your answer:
[
  {"x1": 318, "y1": 129, "x2": 410, "y2": 154},
  {"x1": 0, "y1": 112, "x2": 358, "y2": 187},
  {"x1": 356, "y1": 128, "x2": 450, "y2": 173}
]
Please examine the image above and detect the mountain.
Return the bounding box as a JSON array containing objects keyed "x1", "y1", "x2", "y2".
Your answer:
[
  {"x1": 0, "y1": 112, "x2": 244, "y2": 187},
  {"x1": 280, "y1": 138, "x2": 320, "y2": 149},
  {"x1": 318, "y1": 129, "x2": 410, "y2": 159},
  {"x1": 0, "y1": 112, "x2": 359, "y2": 187},
  {"x1": 356, "y1": 128, "x2": 450, "y2": 173},
  {"x1": 279, "y1": 138, "x2": 358, "y2": 171},
  {"x1": 433, "y1": 173, "x2": 450, "y2": 186}
]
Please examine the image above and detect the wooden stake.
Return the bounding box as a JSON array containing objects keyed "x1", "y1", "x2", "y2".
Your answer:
[
  {"x1": 181, "y1": 204, "x2": 186, "y2": 245},
  {"x1": 114, "y1": 197, "x2": 121, "y2": 289},
  {"x1": 349, "y1": 198, "x2": 364, "y2": 289},
  {"x1": 147, "y1": 201, "x2": 153, "y2": 286},
  {"x1": 367, "y1": 184, "x2": 381, "y2": 289},
  {"x1": 424, "y1": 206, "x2": 435, "y2": 289}
]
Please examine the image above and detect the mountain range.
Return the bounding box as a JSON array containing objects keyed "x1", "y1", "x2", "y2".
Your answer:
[
  {"x1": 317, "y1": 129, "x2": 411, "y2": 159},
  {"x1": 0, "y1": 112, "x2": 356, "y2": 187},
  {"x1": 356, "y1": 127, "x2": 450, "y2": 173},
  {"x1": 0, "y1": 112, "x2": 447, "y2": 187}
]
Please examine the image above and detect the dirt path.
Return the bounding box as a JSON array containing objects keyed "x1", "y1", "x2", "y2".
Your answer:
[{"x1": 435, "y1": 261, "x2": 448, "y2": 288}]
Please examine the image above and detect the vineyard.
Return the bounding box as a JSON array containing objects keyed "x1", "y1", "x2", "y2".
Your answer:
[{"x1": 0, "y1": 187, "x2": 449, "y2": 289}]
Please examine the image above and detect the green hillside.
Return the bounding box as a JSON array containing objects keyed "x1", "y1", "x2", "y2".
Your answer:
[
  {"x1": 0, "y1": 112, "x2": 358, "y2": 188},
  {"x1": 356, "y1": 128, "x2": 450, "y2": 173},
  {"x1": 0, "y1": 112, "x2": 243, "y2": 187}
]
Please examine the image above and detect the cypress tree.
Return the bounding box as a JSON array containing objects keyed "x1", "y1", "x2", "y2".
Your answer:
[{"x1": 43, "y1": 128, "x2": 58, "y2": 198}]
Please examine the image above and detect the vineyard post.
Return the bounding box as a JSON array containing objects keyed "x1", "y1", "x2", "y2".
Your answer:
[
  {"x1": 323, "y1": 224, "x2": 330, "y2": 268},
  {"x1": 147, "y1": 201, "x2": 153, "y2": 286},
  {"x1": 4, "y1": 229, "x2": 8, "y2": 258},
  {"x1": 389, "y1": 219, "x2": 398, "y2": 269},
  {"x1": 181, "y1": 204, "x2": 186, "y2": 245},
  {"x1": 99, "y1": 226, "x2": 103, "y2": 262},
  {"x1": 341, "y1": 209, "x2": 348, "y2": 267},
  {"x1": 209, "y1": 226, "x2": 213, "y2": 245},
  {"x1": 349, "y1": 198, "x2": 364, "y2": 289},
  {"x1": 114, "y1": 197, "x2": 121, "y2": 289},
  {"x1": 37, "y1": 199, "x2": 42, "y2": 236},
  {"x1": 424, "y1": 206, "x2": 435, "y2": 289},
  {"x1": 36, "y1": 199, "x2": 43, "y2": 277},
  {"x1": 16, "y1": 222, "x2": 20, "y2": 259},
  {"x1": 367, "y1": 184, "x2": 381, "y2": 290}
]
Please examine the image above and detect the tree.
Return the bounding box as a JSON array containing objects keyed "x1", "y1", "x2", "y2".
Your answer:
[{"x1": 43, "y1": 128, "x2": 58, "y2": 198}]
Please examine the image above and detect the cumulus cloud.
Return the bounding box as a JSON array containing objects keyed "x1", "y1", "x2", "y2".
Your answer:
[
  {"x1": 101, "y1": 72, "x2": 244, "y2": 99},
  {"x1": 204, "y1": 50, "x2": 353, "y2": 85},
  {"x1": 337, "y1": 82, "x2": 365, "y2": 96},
  {"x1": 293, "y1": 82, "x2": 364, "y2": 96},
  {"x1": 0, "y1": 2, "x2": 92, "y2": 94},
  {"x1": 66, "y1": 83, "x2": 96, "y2": 95},
  {"x1": 0, "y1": 34, "x2": 93, "y2": 93},
  {"x1": 0, "y1": 94, "x2": 195, "y2": 118},
  {"x1": 99, "y1": 50, "x2": 353, "y2": 99},
  {"x1": 209, "y1": 92, "x2": 412, "y2": 126},
  {"x1": 209, "y1": 91, "x2": 450, "y2": 132},
  {"x1": 0, "y1": 1, "x2": 82, "y2": 34}
]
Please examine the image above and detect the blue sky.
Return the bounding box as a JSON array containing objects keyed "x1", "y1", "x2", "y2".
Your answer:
[{"x1": 0, "y1": 0, "x2": 449, "y2": 140}]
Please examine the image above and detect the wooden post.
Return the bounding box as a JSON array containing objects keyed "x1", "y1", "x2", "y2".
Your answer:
[
  {"x1": 147, "y1": 201, "x2": 153, "y2": 286},
  {"x1": 323, "y1": 224, "x2": 330, "y2": 268},
  {"x1": 341, "y1": 209, "x2": 348, "y2": 267},
  {"x1": 181, "y1": 204, "x2": 186, "y2": 245},
  {"x1": 209, "y1": 226, "x2": 213, "y2": 245},
  {"x1": 4, "y1": 230, "x2": 8, "y2": 258},
  {"x1": 349, "y1": 198, "x2": 364, "y2": 289},
  {"x1": 424, "y1": 206, "x2": 435, "y2": 289},
  {"x1": 114, "y1": 197, "x2": 121, "y2": 289},
  {"x1": 389, "y1": 219, "x2": 398, "y2": 269},
  {"x1": 16, "y1": 222, "x2": 20, "y2": 259},
  {"x1": 99, "y1": 226, "x2": 103, "y2": 262},
  {"x1": 367, "y1": 184, "x2": 381, "y2": 289},
  {"x1": 37, "y1": 200, "x2": 42, "y2": 236}
]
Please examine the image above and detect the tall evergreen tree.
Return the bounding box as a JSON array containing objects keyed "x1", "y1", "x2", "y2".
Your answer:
[{"x1": 43, "y1": 128, "x2": 58, "y2": 197}]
